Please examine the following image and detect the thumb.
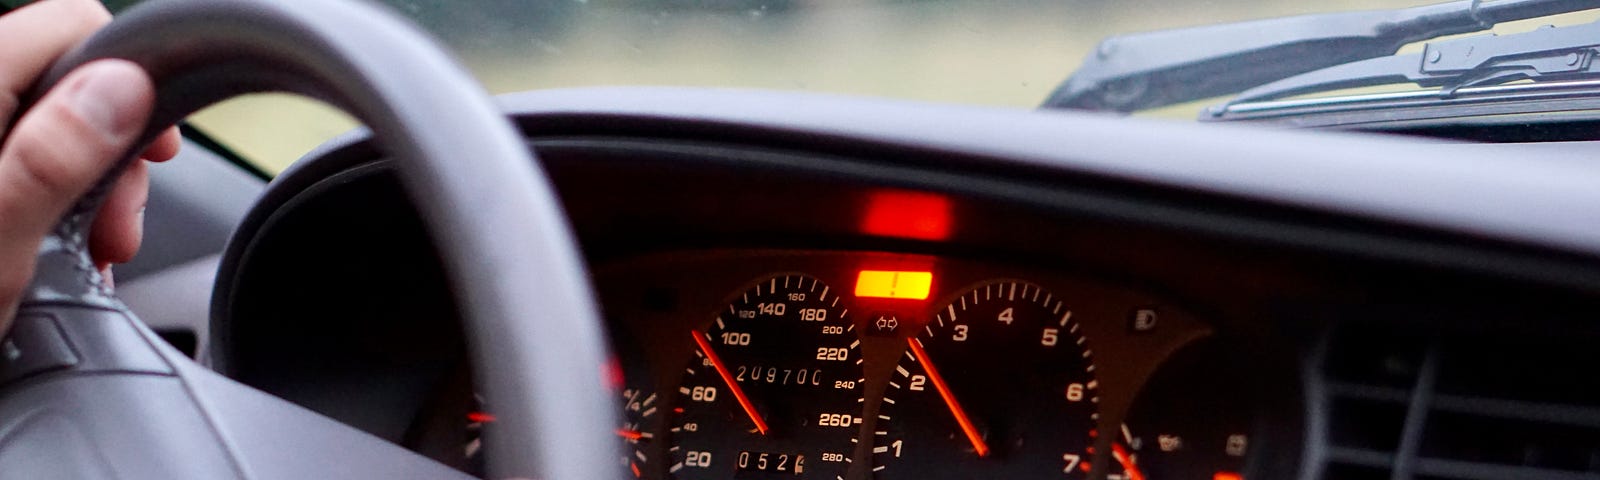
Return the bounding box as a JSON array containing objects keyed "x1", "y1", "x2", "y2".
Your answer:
[{"x1": 0, "y1": 60, "x2": 156, "y2": 328}]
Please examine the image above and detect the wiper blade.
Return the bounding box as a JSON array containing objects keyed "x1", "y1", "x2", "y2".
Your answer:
[
  {"x1": 1041, "y1": 0, "x2": 1597, "y2": 113},
  {"x1": 1206, "y1": 19, "x2": 1600, "y2": 117},
  {"x1": 1197, "y1": 80, "x2": 1600, "y2": 128}
]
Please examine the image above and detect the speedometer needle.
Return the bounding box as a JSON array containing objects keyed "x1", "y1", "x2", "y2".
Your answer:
[
  {"x1": 691, "y1": 331, "x2": 770, "y2": 435},
  {"x1": 906, "y1": 337, "x2": 991, "y2": 457}
]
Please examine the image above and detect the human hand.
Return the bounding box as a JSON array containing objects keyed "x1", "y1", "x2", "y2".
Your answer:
[{"x1": 0, "y1": 0, "x2": 182, "y2": 329}]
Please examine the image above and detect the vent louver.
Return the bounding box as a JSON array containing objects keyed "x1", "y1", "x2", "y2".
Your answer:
[{"x1": 1309, "y1": 328, "x2": 1600, "y2": 480}]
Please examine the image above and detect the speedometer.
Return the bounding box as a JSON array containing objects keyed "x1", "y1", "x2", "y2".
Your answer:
[
  {"x1": 874, "y1": 280, "x2": 1101, "y2": 478},
  {"x1": 669, "y1": 274, "x2": 862, "y2": 479}
]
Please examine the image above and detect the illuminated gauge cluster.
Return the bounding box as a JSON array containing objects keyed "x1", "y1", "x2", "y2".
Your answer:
[{"x1": 578, "y1": 254, "x2": 1243, "y2": 480}]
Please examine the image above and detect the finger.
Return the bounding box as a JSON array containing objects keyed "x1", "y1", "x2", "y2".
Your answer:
[
  {"x1": 141, "y1": 126, "x2": 180, "y2": 162},
  {"x1": 89, "y1": 160, "x2": 148, "y2": 266},
  {"x1": 0, "y1": 60, "x2": 156, "y2": 321},
  {"x1": 95, "y1": 127, "x2": 179, "y2": 267},
  {"x1": 0, "y1": 0, "x2": 111, "y2": 128}
]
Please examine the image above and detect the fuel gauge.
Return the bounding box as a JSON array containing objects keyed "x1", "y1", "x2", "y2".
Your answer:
[
  {"x1": 612, "y1": 326, "x2": 665, "y2": 479},
  {"x1": 620, "y1": 385, "x2": 662, "y2": 478}
]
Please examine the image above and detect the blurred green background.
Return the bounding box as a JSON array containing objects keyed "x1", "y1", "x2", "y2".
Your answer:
[{"x1": 177, "y1": 0, "x2": 1598, "y2": 174}]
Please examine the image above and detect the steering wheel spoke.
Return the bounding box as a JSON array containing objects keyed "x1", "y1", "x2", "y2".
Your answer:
[{"x1": 0, "y1": 302, "x2": 472, "y2": 479}]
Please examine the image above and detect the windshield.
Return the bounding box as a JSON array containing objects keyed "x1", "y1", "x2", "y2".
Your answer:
[{"x1": 174, "y1": 0, "x2": 1592, "y2": 174}]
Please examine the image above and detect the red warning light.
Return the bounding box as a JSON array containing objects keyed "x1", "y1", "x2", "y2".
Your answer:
[{"x1": 860, "y1": 191, "x2": 952, "y2": 241}]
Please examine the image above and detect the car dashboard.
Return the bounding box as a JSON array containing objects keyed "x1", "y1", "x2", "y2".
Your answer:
[
  {"x1": 583, "y1": 249, "x2": 1247, "y2": 480},
  {"x1": 204, "y1": 87, "x2": 1600, "y2": 480}
]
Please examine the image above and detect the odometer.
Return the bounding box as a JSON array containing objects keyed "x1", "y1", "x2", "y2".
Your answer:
[{"x1": 670, "y1": 274, "x2": 861, "y2": 479}]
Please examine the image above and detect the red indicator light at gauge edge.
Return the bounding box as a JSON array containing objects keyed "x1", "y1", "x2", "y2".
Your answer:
[
  {"x1": 603, "y1": 355, "x2": 625, "y2": 391},
  {"x1": 1214, "y1": 473, "x2": 1243, "y2": 480},
  {"x1": 855, "y1": 270, "x2": 934, "y2": 300},
  {"x1": 466, "y1": 412, "x2": 496, "y2": 423}
]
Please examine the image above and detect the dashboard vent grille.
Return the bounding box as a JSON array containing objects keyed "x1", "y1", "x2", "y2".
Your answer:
[{"x1": 1310, "y1": 328, "x2": 1600, "y2": 480}]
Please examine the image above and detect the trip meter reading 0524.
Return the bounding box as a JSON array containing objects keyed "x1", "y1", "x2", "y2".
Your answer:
[
  {"x1": 670, "y1": 274, "x2": 862, "y2": 480},
  {"x1": 874, "y1": 280, "x2": 1101, "y2": 479}
]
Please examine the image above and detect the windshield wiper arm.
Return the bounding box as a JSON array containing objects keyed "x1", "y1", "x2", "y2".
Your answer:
[
  {"x1": 1207, "y1": 19, "x2": 1600, "y2": 116},
  {"x1": 1041, "y1": 0, "x2": 1597, "y2": 113}
]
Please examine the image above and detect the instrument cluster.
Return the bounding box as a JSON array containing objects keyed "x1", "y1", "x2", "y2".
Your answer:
[{"x1": 590, "y1": 250, "x2": 1264, "y2": 480}]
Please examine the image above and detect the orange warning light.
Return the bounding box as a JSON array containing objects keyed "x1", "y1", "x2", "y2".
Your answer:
[
  {"x1": 1213, "y1": 473, "x2": 1243, "y2": 480},
  {"x1": 855, "y1": 270, "x2": 933, "y2": 300}
]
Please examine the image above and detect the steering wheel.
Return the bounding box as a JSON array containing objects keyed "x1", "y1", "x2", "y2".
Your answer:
[{"x1": 5, "y1": 0, "x2": 617, "y2": 479}]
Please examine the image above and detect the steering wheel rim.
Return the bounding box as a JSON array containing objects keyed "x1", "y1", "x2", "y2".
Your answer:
[{"x1": 15, "y1": 0, "x2": 618, "y2": 478}]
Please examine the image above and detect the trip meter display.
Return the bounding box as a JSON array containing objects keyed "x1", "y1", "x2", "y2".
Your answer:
[{"x1": 669, "y1": 274, "x2": 862, "y2": 479}]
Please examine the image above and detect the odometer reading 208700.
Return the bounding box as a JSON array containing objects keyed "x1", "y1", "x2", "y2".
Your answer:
[{"x1": 671, "y1": 274, "x2": 861, "y2": 479}]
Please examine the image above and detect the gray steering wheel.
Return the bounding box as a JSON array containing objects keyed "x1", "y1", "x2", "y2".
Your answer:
[{"x1": 9, "y1": 0, "x2": 617, "y2": 478}]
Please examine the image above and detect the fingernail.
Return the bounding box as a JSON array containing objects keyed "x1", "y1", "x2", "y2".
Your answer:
[
  {"x1": 69, "y1": 62, "x2": 144, "y2": 136},
  {"x1": 99, "y1": 264, "x2": 115, "y2": 291}
]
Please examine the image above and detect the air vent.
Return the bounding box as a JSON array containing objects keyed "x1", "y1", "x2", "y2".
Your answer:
[{"x1": 1309, "y1": 328, "x2": 1600, "y2": 480}]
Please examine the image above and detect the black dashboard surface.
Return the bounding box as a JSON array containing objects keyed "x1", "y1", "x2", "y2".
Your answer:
[{"x1": 210, "y1": 88, "x2": 1600, "y2": 480}]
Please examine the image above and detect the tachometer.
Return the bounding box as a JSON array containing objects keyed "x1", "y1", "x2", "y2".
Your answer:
[
  {"x1": 669, "y1": 274, "x2": 861, "y2": 479},
  {"x1": 874, "y1": 280, "x2": 1100, "y2": 478}
]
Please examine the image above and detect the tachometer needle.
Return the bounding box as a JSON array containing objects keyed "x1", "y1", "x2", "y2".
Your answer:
[
  {"x1": 1112, "y1": 443, "x2": 1146, "y2": 480},
  {"x1": 691, "y1": 331, "x2": 770, "y2": 435},
  {"x1": 906, "y1": 337, "x2": 990, "y2": 457},
  {"x1": 616, "y1": 428, "x2": 645, "y2": 441}
]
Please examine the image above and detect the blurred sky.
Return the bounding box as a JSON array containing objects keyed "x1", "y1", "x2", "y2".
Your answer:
[{"x1": 182, "y1": 0, "x2": 1597, "y2": 173}]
